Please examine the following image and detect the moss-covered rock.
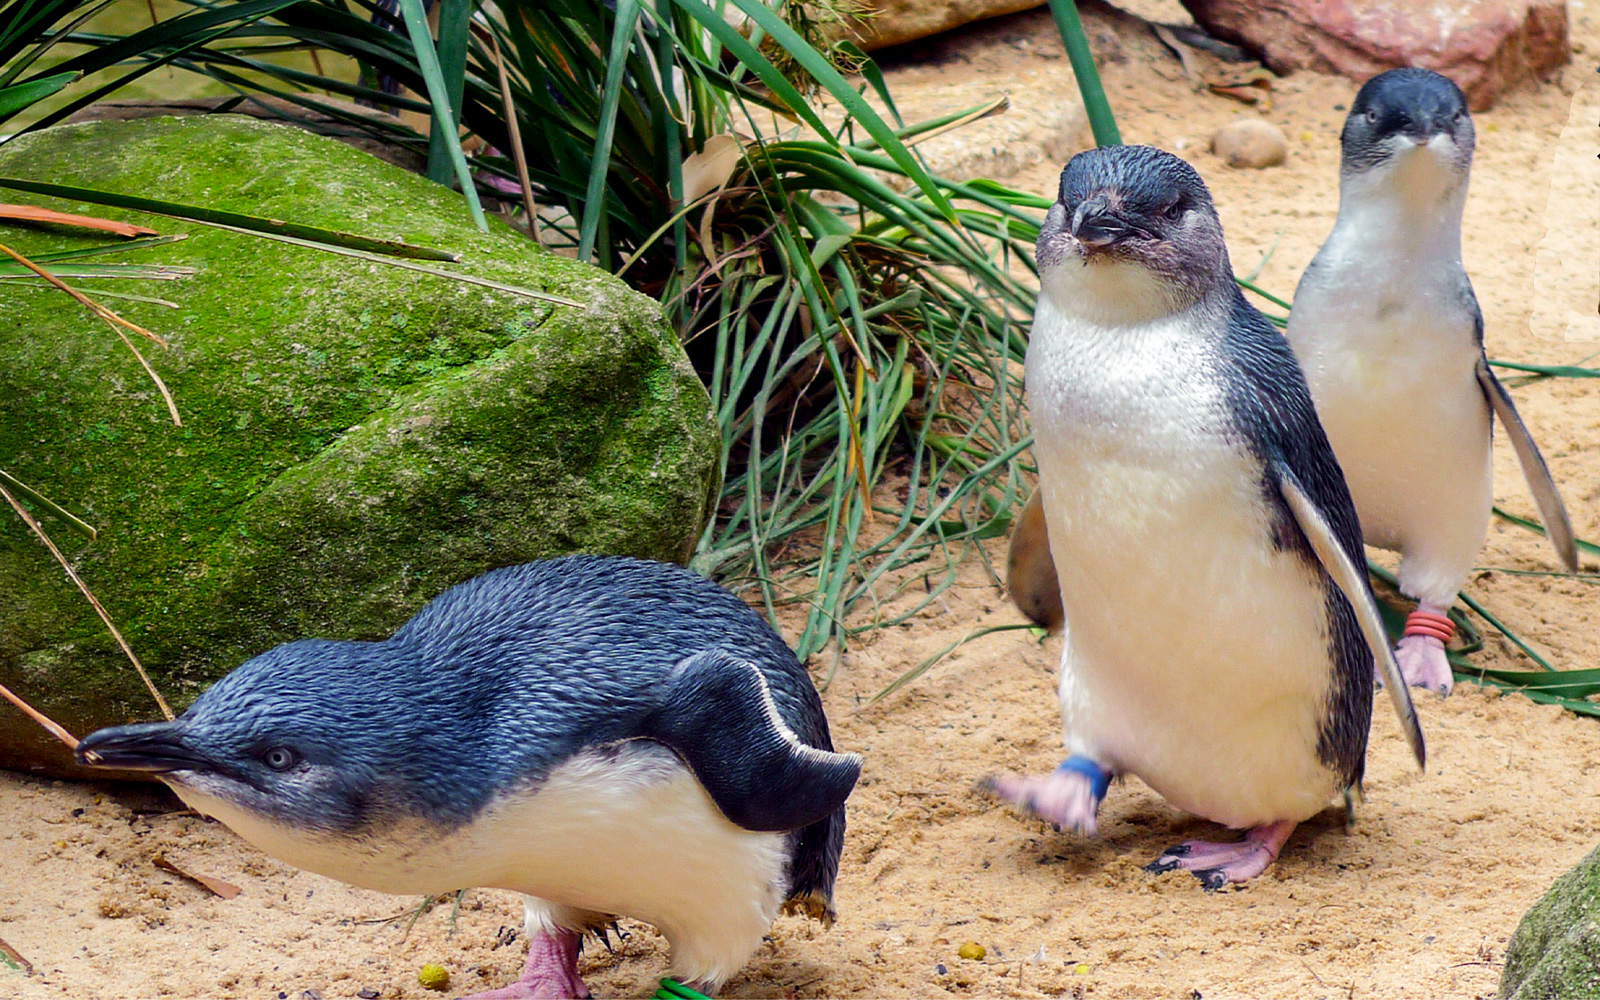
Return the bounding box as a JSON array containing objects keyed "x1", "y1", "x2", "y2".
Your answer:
[
  {"x1": 0, "y1": 117, "x2": 720, "y2": 776},
  {"x1": 1500, "y1": 843, "x2": 1600, "y2": 998}
]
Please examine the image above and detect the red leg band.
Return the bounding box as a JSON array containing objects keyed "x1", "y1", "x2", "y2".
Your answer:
[{"x1": 1404, "y1": 610, "x2": 1455, "y2": 643}]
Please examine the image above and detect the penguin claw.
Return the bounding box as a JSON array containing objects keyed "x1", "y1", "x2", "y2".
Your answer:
[
  {"x1": 1144, "y1": 821, "x2": 1296, "y2": 889},
  {"x1": 1192, "y1": 868, "x2": 1229, "y2": 893}
]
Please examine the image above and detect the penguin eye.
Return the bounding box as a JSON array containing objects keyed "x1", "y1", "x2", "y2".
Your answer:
[
  {"x1": 1451, "y1": 109, "x2": 1464, "y2": 124},
  {"x1": 1163, "y1": 199, "x2": 1185, "y2": 221},
  {"x1": 1365, "y1": 108, "x2": 1379, "y2": 125},
  {"x1": 261, "y1": 747, "x2": 299, "y2": 771}
]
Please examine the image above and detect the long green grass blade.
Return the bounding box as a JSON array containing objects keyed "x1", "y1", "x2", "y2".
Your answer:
[
  {"x1": 0, "y1": 468, "x2": 96, "y2": 539},
  {"x1": 426, "y1": 0, "x2": 471, "y2": 187},
  {"x1": 395, "y1": 0, "x2": 487, "y2": 231},
  {"x1": 1491, "y1": 506, "x2": 1600, "y2": 558},
  {"x1": 578, "y1": 0, "x2": 641, "y2": 264},
  {"x1": 1487, "y1": 359, "x2": 1600, "y2": 379},
  {"x1": 0, "y1": 176, "x2": 460, "y2": 260},
  {"x1": 868, "y1": 623, "x2": 1039, "y2": 706},
  {"x1": 671, "y1": 0, "x2": 955, "y2": 221},
  {"x1": 0, "y1": 69, "x2": 75, "y2": 117},
  {"x1": 194, "y1": 220, "x2": 582, "y2": 307},
  {"x1": 0, "y1": 262, "x2": 193, "y2": 279},
  {"x1": 1047, "y1": 0, "x2": 1120, "y2": 146}
]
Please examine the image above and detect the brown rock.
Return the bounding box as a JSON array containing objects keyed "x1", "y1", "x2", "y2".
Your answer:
[
  {"x1": 844, "y1": 0, "x2": 1046, "y2": 51},
  {"x1": 1179, "y1": 0, "x2": 1570, "y2": 111},
  {"x1": 1212, "y1": 118, "x2": 1288, "y2": 168}
]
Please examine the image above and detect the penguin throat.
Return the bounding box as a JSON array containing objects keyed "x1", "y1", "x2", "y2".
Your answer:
[
  {"x1": 1040, "y1": 254, "x2": 1195, "y2": 327},
  {"x1": 1338, "y1": 145, "x2": 1468, "y2": 257}
]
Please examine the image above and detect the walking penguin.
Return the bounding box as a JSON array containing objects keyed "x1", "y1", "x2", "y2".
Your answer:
[
  {"x1": 995, "y1": 145, "x2": 1425, "y2": 888},
  {"x1": 78, "y1": 555, "x2": 860, "y2": 997},
  {"x1": 1287, "y1": 67, "x2": 1578, "y2": 695}
]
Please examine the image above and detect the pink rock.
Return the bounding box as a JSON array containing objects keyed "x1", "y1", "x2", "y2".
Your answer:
[{"x1": 1179, "y1": 0, "x2": 1570, "y2": 110}]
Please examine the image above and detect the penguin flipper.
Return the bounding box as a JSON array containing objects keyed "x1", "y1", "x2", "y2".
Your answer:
[
  {"x1": 1007, "y1": 489, "x2": 1064, "y2": 633},
  {"x1": 1275, "y1": 464, "x2": 1426, "y2": 771},
  {"x1": 1476, "y1": 357, "x2": 1579, "y2": 573},
  {"x1": 643, "y1": 649, "x2": 862, "y2": 833}
]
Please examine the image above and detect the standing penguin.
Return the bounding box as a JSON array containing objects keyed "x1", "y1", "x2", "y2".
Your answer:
[
  {"x1": 992, "y1": 145, "x2": 1425, "y2": 888},
  {"x1": 76, "y1": 555, "x2": 860, "y2": 998},
  {"x1": 1287, "y1": 68, "x2": 1578, "y2": 696}
]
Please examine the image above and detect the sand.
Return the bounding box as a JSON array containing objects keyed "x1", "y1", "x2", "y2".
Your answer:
[{"x1": 4, "y1": 3, "x2": 1599, "y2": 998}]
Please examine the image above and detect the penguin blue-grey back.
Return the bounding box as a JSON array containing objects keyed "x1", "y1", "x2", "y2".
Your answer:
[
  {"x1": 995, "y1": 144, "x2": 1423, "y2": 889},
  {"x1": 77, "y1": 555, "x2": 859, "y2": 997},
  {"x1": 1287, "y1": 67, "x2": 1577, "y2": 696}
]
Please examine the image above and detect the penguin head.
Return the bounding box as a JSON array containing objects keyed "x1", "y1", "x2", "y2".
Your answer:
[
  {"x1": 1341, "y1": 68, "x2": 1473, "y2": 181},
  {"x1": 1037, "y1": 144, "x2": 1229, "y2": 324},
  {"x1": 75, "y1": 639, "x2": 456, "y2": 838}
]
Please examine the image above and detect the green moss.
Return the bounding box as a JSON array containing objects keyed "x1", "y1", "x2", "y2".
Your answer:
[
  {"x1": 1501, "y1": 843, "x2": 1600, "y2": 998},
  {"x1": 0, "y1": 117, "x2": 719, "y2": 774}
]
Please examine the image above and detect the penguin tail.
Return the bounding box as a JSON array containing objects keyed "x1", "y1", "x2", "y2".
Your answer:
[
  {"x1": 782, "y1": 888, "x2": 836, "y2": 925},
  {"x1": 643, "y1": 649, "x2": 862, "y2": 834}
]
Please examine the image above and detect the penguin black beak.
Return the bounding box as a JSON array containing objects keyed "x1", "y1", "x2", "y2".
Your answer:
[
  {"x1": 76, "y1": 721, "x2": 210, "y2": 773},
  {"x1": 1400, "y1": 120, "x2": 1436, "y2": 143},
  {"x1": 1399, "y1": 110, "x2": 1456, "y2": 143},
  {"x1": 1070, "y1": 194, "x2": 1137, "y2": 249}
]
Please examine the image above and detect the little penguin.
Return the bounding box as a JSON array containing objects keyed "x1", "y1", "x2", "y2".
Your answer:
[
  {"x1": 1286, "y1": 67, "x2": 1578, "y2": 696},
  {"x1": 76, "y1": 555, "x2": 861, "y2": 998},
  {"x1": 992, "y1": 144, "x2": 1426, "y2": 889}
]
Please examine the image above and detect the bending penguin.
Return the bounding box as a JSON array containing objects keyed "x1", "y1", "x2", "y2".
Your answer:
[
  {"x1": 1286, "y1": 67, "x2": 1578, "y2": 696},
  {"x1": 77, "y1": 555, "x2": 860, "y2": 998},
  {"x1": 993, "y1": 145, "x2": 1425, "y2": 889}
]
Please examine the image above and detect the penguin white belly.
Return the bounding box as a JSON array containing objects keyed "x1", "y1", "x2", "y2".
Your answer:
[
  {"x1": 170, "y1": 742, "x2": 788, "y2": 986},
  {"x1": 1288, "y1": 260, "x2": 1492, "y2": 604},
  {"x1": 1027, "y1": 304, "x2": 1341, "y2": 831}
]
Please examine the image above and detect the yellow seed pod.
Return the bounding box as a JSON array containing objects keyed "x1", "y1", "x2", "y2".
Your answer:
[
  {"x1": 418, "y1": 963, "x2": 450, "y2": 991},
  {"x1": 956, "y1": 941, "x2": 985, "y2": 961}
]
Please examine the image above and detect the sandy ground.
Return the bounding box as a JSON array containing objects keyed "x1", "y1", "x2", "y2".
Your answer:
[{"x1": 5, "y1": 3, "x2": 1600, "y2": 998}]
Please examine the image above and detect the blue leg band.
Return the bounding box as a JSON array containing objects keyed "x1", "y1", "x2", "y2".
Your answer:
[{"x1": 1055, "y1": 754, "x2": 1111, "y2": 801}]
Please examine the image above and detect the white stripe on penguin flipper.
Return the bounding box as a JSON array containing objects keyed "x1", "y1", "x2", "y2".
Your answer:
[
  {"x1": 1476, "y1": 358, "x2": 1579, "y2": 573},
  {"x1": 734, "y1": 656, "x2": 860, "y2": 770},
  {"x1": 1276, "y1": 463, "x2": 1425, "y2": 770}
]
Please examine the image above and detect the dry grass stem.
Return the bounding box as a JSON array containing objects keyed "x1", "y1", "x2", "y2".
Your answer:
[
  {"x1": 0, "y1": 241, "x2": 181, "y2": 426},
  {"x1": 478, "y1": 26, "x2": 543, "y2": 245},
  {"x1": 0, "y1": 933, "x2": 33, "y2": 976},
  {"x1": 0, "y1": 680, "x2": 81, "y2": 752},
  {"x1": 0, "y1": 480, "x2": 174, "y2": 720},
  {"x1": 0, "y1": 204, "x2": 158, "y2": 237}
]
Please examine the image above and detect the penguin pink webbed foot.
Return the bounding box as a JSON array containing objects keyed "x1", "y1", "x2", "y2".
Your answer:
[
  {"x1": 1394, "y1": 634, "x2": 1453, "y2": 696},
  {"x1": 1144, "y1": 819, "x2": 1297, "y2": 891},
  {"x1": 1379, "y1": 603, "x2": 1454, "y2": 696},
  {"x1": 982, "y1": 755, "x2": 1109, "y2": 836},
  {"x1": 466, "y1": 927, "x2": 590, "y2": 1000}
]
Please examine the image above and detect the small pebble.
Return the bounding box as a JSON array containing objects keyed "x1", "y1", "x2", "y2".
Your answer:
[
  {"x1": 1211, "y1": 120, "x2": 1288, "y2": 169},
  {"x1": 418, "y1": 964, "x2": 450, "y2": 991},
  {"x1": 935, "y1": 964, "x2": 948, "y2": 975},
  {"x1": 357, "y1": 991, "x2": 380, "y2": 999},
  {"x1": 957, "y1": 941, "x2": 986, "y2": 961}
]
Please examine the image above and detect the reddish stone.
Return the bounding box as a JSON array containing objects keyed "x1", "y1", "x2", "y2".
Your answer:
[{"x1": 1179, "y1": 0, "x2": 1570, "y2": 110}]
